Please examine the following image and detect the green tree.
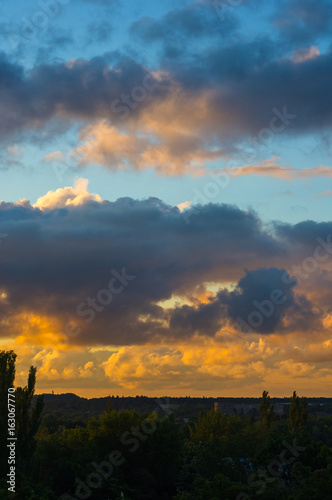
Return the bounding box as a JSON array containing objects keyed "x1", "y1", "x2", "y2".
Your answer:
[
  {"x1": 259, "y1": 390, "x2": 276, "y2": 428},
  {"x1": 0, "y1": 351, "x2": 44, "y2": 480},
  {"x1": 16, "y1": 366, "x2": 45, "y2": 471},
  {"x1": 289, "y1": 390, "x2": 309, "y2": 432}
]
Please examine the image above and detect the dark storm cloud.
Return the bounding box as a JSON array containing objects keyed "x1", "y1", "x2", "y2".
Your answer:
[
  {"x1": 0, "y1": 53, "x2": 168, "y2": 138},
  {"x1": 169, "y1": 298, "x2": 227, "y2": 338},
  {"x1": 221, "y1": 267, "x2": 297, "y2": 334},
  {"x1": 128, "y1": 2, "x2": 332, "y2": 139},
  {"x1": 0, "y1": 199, "x2": 281, "y2": 345},
  {"x1": 0, "y1": 198, "x2": 327, "y2": 345},
  {"x1": 169, "y1": 267, "x2": 319, "y2": 337},
  {"x1": 170, "y1": 46, "x2": 332, "y2": 139},
  {"x1": 274, "y1": 220, "x2": 332, "y2": 250}
]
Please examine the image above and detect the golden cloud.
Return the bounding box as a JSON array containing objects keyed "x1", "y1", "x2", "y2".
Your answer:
[{"x1": 34, "y1": 178, "x2": 102, "y2": 211}]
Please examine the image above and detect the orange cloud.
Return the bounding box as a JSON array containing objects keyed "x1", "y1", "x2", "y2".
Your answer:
[
  {"x1": 225, "y1": 158, "x2": 332, "y2": 180},
  {"x1": 292, "y1": 46, "x2": 320, "y2": 63},
  {"x1": 177, "y1": 201, "x2": 192, "y2": 212},
  {"x1": 43, "y1": 151, "x2": 64, "y2": 163},
  {"x1": 70, "y1": 118, "x2": 225, "y2": 176},
  {"x1": 316, "y1": 190, "x2": 332, "y2": 198},
  {"x1": 52, "y1": 80, "x2": 232, "y2": 177},
  {"x1": 34, "y1": 178, "x2": 102, "y2": 211},
  {"x1": 3, "y1": 324, "x2": 332, "y2": 396}
]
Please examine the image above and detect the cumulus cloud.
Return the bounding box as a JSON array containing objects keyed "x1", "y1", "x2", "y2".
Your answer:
[{"x1": 33, "y1": 178, "x2": 102, "y2": 211}]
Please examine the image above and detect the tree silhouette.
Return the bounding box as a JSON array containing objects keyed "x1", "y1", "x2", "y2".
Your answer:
[
  {"x1": 259, "y1": 390, "x2": 276, "y2": 428},
  {"x1": 289, "y1": 390, "x2": 309, "y2": 432},
  {"x1": 16, "y1": 366, "x2": 44, "y2": 472},
  {"x1": 0, "y1": 350, "x2": 44, "y2": 478}
]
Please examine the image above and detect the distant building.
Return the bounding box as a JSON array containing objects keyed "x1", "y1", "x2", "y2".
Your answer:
[{"x1": 214, "y1": 401, "x2": 219, "y2": 412}]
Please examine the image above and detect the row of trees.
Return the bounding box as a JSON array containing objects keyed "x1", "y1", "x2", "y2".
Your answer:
[{"x1": 259, "y1": 390, "x2": 309, "y2": 431}]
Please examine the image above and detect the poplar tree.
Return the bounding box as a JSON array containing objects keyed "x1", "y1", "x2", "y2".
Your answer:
[
  {"x1": 289, "y1": 390, "x2": 308, "y2": 432},
  {"x1": 0, "y1": 350, "x2": 44, "y2": 476},
  {"x1": 259, "y1": 390, "x2": 276, "y2": 428}
]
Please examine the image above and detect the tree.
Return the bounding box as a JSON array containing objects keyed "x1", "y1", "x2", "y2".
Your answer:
[
  {"x1": 0, "y1": 350, "x2": 44, "y2": 478},
  {"x1": 289, "y1": 391, "x2": 308, "y2": 432},
  {"x1": 259, "y1": 390, "x2": 276, "y2": 428},
  {"x1": 16, "y1": 366, "x2": 45, "y2": 471}
]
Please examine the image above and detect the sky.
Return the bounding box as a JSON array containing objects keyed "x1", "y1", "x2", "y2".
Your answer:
[{"x1": 0, "y1": 0, "x2": 332, "y2": 397}]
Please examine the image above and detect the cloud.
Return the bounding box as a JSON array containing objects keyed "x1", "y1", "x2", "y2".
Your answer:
[
  {"x1": 316, "y1": 190, "x2": 332, "y2": 198},
  {"x1": 4, "y1": 331, "x2": 332, "y2": 395},
  {"x1": 1, "y1": 22, "x2": 332, "y2": 177},
  {"x1": 0, "y1": 54, "x2": 167, "y2": 138},
  {"x1": 177, "y1": 201, "x2": 192, "y2": 212},
  {"x1": 0, "y1": 182, "x2": 330, "y2": 348},
  {"x1": 169, "y1": 267, "x2": 319, "y2": 336},
  {"x1": 73, "y1": 121, "x2": 150, "y2": 171},
  {"x1": 43, "y1": 151, "x2": 64, "y2": 163},
  {"x1": 291, "y1": 45, "x2": 320, "y2": 63},
  {"x1": 72, "y1": 119, "x2": 226, "y2": 175},
  {"x1": 33, "y1": 178, "x2": 102, "y2": 211},
  {"x1": 220, "y1": 267, "x2": 312, "y2": 334},
  {"x1": 54, "y1": 48, "x2": 332, "y2": 175},
  {"x1": 227, "y1": 159, "x2": 332, "y2": 180}
]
